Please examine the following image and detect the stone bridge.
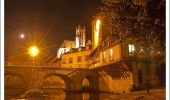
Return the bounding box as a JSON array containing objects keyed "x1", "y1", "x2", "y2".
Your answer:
[
  {"x1": 5, "y1": 65, "x2": 99, "y2": 92},
  {"x1": 5, "y1": 61, "x2": 135, "y2": 96}
]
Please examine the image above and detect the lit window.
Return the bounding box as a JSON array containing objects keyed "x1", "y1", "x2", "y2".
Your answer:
[
  {"x1": 128, "y1": 44, "x2": 135, "y2": 56},
  {"x1": 102, "y1": 52, "x2": 106, "y2": 63},
  {"x1": 110, "y1": 49, "x2": 113, "y2": 61}
]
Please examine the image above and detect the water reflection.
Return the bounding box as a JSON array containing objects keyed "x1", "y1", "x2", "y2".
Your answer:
[
  {"x1": 82, "y1": 93, "x2": 90, "y2": 100},
  {"x1": 43, "y1": 89, "x2": 66, "y2": 100},
  {"x1": 6, "y1": 88, "x2": 105, "y2": 100},
  {"x1": 43, "y1": 89, "x2": 99, "y2": 100}
]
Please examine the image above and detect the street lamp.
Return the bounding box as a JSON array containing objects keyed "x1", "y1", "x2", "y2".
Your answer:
[
  {"x1": 28, "y1": 46, "x2": 39, "y2": 66},
  {"x1": 29, "y1": 46, "x2": 39, "y2": 57}
]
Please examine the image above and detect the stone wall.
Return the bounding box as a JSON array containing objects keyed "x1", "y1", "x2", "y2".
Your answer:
[{"x1": 98, "y1": 71, "x2": 133, "y2": 93}]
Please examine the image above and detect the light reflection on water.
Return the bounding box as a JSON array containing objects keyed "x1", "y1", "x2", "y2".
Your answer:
[
  {"x1": 6, "y1": 88, "x2": 115, "y2": 100},
  {"x1": 42, "y1": 89, "x2": 96, "y2": 100}
]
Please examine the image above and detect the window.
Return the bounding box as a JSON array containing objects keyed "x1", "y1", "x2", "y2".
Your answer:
[
  {"x1": 62, "y1": 59, "x2": 66, "y2": 64},
  {"x1": 128, "y1": 44, "x2": 135, "y2": 56},
  {"x1": 109, "y1": 49, "x2": 113, "y2": 61},
  {"x1": 77, "y1": 56, "x2": 82, "y2": 62},
  {"x1": 69, "y1": 57, "x2": 73, "y2": 64},
  {"x1": 85, "y1": 55, "x2": 88, "y2": 61},
  {"x1": 102, "y1": 52, "x2": 106, "y2": 63}
]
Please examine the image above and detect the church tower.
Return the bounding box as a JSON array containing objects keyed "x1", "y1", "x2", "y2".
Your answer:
[{"x1": 75, "y1": 25, "x2": 86, "y2": 48}]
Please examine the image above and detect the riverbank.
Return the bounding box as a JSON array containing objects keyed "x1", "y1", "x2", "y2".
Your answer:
[{"x1": 101, "y1": 87, "x2": 165, "y2": 100}]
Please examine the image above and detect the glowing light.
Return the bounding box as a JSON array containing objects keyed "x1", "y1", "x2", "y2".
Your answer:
[
  {"x1": 94, "y1": 19, "x2": 100, "y2": 49},
  {"x1": 128, "y1": 44, "x2": 135, "y2": 56},
  {"x1": 96, "y1": 20, "x2": 100, "y2": 31},
  {"x1": 110, "y1": 49, "x2": 113, "y2": 61},
  {"x1": 29, "y1": 46, "x2": 39, "y2": 57},
  {"x1": 20, "y1": 34, "x2": 25, "y2": 39}
]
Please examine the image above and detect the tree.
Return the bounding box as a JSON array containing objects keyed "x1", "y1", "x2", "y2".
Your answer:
[
  {"x1": 96, "y1": 0, "x2": 165, "y2": 89},
  {"x1": 98, "y1": 0, "x2": 165, "y2": 58}
]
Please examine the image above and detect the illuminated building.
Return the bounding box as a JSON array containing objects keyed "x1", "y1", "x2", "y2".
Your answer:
[
  {"x1": 57, "y1": 14, "x2": 164, "y2": 93},
  {"x1": 92, "y1": 18, "x2": 102, "y2": 50},
  {"x1": 88, "y1": 38, "x2": 164, "y2": 92},
  {"x1": 57, "y1": 40, "x2": 76, "y2": 58},
  {"x1": 57, "y1": 25, "x2": 86, "y2": 58},
  {"x1": 88, "y1": 16, "x2": 164, "y2": 92},
  {"x1": 76, "y1": 25, "x2": 86, "y2": 48},
  {"x1": 61, "y1": 48, "x2": 91, "y2": 68}
]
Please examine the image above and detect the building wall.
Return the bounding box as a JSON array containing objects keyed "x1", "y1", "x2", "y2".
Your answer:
[
  {"x1": 61, "y1": 50, "x2": 91, "y2": 68},
  {"x1": 121, "y1": 42, "x2": 129, "y2": 58},
  {"x1": 90, "y1": 43, "x2": 123, "y2": 69},
  {"x1": 57, "y1": 40, "x2": 76, "y2": 58},
  {"x1": 99, "y1": 72, "x2": 133, "y2": 93},
  {"x1": 132, "y1": 61, "x2": 160, "y2": 89},
  {"x1": 100, "y1": 43, "x2": 122, "y2": 63}
]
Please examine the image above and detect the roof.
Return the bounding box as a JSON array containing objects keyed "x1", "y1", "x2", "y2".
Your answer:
[
  {"x1": 86, "y1": 40, "x2": 92, "y2": 46},
  {"x1": 48, "y1": 56, "x2": 61, "y2": 63},
  {"x1": 59, "y1": 40, "x2": 76, "y2": 49},
  {"x1": 62, "y1": 47, "x2": 90, "y2": 55}
]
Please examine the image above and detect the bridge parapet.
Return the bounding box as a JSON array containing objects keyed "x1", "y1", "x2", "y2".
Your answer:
[{"x1": 5, "y1": 62, "x2": 61, "y2": 67}]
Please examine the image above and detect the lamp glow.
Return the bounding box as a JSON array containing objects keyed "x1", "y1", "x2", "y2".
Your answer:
[{"x1": 29, "y1": 46, "x2": 39, "y2": 57}]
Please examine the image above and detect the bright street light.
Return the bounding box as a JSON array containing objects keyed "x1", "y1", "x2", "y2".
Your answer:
[{"x1": 29, "y1": 46, "x2": 39, "y2": 57}]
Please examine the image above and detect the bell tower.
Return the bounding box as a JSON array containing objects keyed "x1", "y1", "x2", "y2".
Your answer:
[{"x1": 75, "y1": 25, "x2": 86, "y2": 48}]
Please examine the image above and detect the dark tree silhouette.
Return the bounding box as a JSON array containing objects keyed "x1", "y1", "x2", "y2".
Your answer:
[
  {"x1": 97, "y1": 0, "x2": 165, "y2": 57},
  {"x1": 96, "y1": 0, "x2": 165, "y2": 89}
]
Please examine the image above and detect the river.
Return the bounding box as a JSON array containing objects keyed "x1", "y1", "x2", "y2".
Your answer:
[{"x1": 6, "y1": 88, "x2": 118, "y2": 100}]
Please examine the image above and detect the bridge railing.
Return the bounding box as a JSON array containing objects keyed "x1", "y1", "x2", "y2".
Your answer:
[
  {"x1": 5, "y1": 62, "x2": 61, "y2": 67},
  {"x1": 61, "y1": 64, "x2": 89, "y2": 69},
  {"x1": 5, "y1": 62, "x2": 90, "y2": 69}
]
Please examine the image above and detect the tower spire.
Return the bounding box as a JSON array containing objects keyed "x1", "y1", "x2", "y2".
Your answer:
[{"x1": 75, "y1": 24, "x2": 86, "y2": 48}]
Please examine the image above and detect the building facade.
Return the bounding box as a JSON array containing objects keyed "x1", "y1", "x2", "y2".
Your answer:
[
  {"x1": 61, "y1": 48, "x2": 91, "y2": 68},
  {"x1": 57, "y1": 40, "x2": 76, "y2": 58}
]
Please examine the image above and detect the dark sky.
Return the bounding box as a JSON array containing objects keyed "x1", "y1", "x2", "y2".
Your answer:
[{"x1": 5, "y1": 0, "x2": 100, "y2": 60}]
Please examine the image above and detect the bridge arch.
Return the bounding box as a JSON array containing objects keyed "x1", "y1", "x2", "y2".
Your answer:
[
  {"x1": 5, "y1": 73, "x2": 26, "y2": 86},
  {"x1": 81, "y1": 75, "x2": 99, "y2": 91},
  {"x1": 5, "y1": 73, "x2": 26, "y2": 96},
  {"x1": 42, "y1": 74, "x2": 73, "y2": 90},
  {"x1": 82, "y1": 78, "x2": 90, "y2": 87}
]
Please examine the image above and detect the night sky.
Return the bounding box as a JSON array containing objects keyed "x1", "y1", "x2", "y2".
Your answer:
[{"x1": 5, "y1": 0, "x2": 100, "y2": 61}]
